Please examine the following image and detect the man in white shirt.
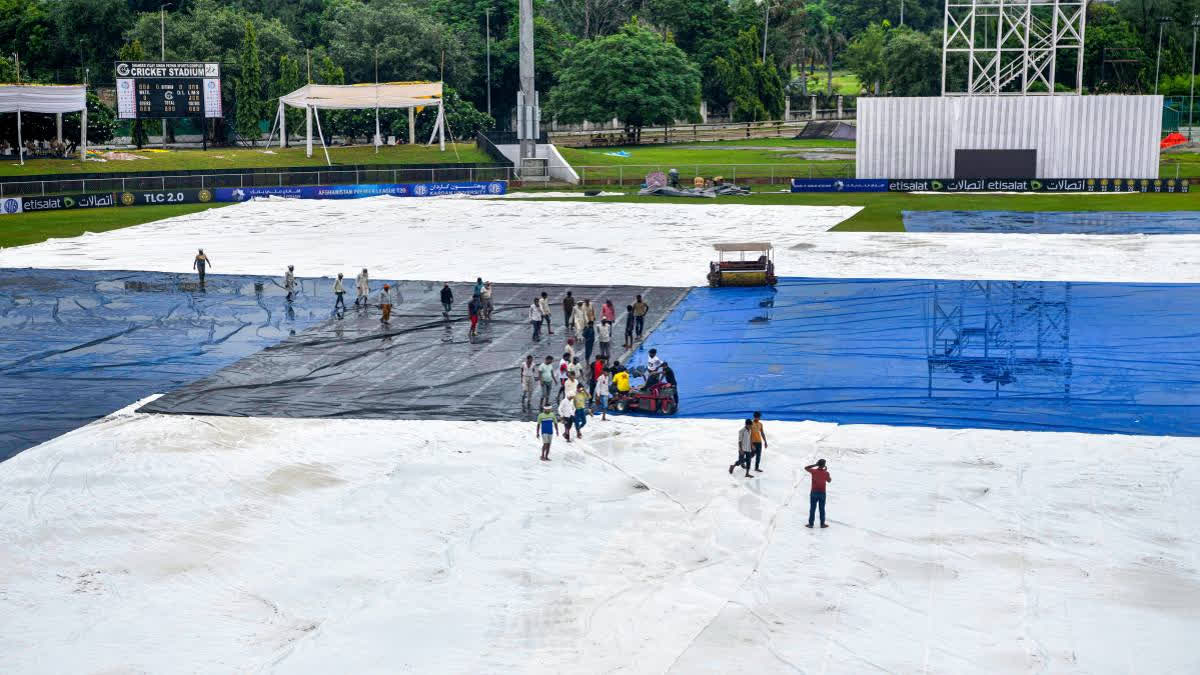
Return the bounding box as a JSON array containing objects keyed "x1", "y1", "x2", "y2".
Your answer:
[
  {"x1": 284, "y1": 265, "x2": 295, "y2": 302},
  {"x1": 520, "y1": 355, "x2": 538, "y2": 409},
  {"x1": 529, "y1": 299, "x2": 543, "y2": 341},
  {"x1": 333, "y1": 273, "x2": 346, "y2": 313},
  {"x1": 557, "y1": 394, "x2": 577, "y2": 442},
  {"x1": 355, "y1": 268, "x2": 370, "y2": 307},
  {"x1": 645, "y1": 348, "x2": 664, "y2": 386},
  {"x1": 646, "y1": 348, "x2": 663, "y2": 375}
]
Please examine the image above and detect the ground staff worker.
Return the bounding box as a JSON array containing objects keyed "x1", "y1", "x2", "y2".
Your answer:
[
  {"x1": 805, "y1": 459, "x2": 832, "y2": 528},
  {"x1": 749, "y1": 411, "x2": 767, "y2": 472}
]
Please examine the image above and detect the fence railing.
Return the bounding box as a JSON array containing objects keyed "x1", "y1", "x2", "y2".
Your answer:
[
  {"x1": 0, "y1": 165, "x2": 519, "y2": 199},
  {"x1": 574, "y1": 163, "x2": 854, "y2": 186},
  {"x1": 548, "y1": 117, "x2": 853, "y2": 147}
]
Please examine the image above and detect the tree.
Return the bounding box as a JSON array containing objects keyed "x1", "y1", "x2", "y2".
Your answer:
[
  {"x1": 124, "y1": 0, "x2": 299, "y2": 88},
  {"x1": 713, "y1": 29, "x2": 785, "y2": 121},
  {"x1": 805, "y1": 0, "x2": 845, "y2": 97},
  {"x1": 272, "y1": 54, "x2": 304, "y2": 144},
  {"x1": 845, "y1": 21, "x2": 888, "y2": 94},
  {"x1": 63, "y1": 92, "x2": 117, "y2": 145},
  {"x1": 0, "y1": 0, "x2": 51, "y2": 80},
  {"x1": 324, "y1": 0, "x2": 474, "y2": 88},
  {"x1": 118, "y1": 40, "x2": 150, "y2": 148},
  {"x1": 547, "y1": 21, "x2": 701, "y2": 143},
  {"x1": 882, "y1": 28, "x2": 940, "y2": 96},
  {"x1": 1084, "y1": 3, "x2": 1147, "y2": 92},
  {"x1": 52, "y1": 0, "x2": 132, "y2": 83},
  {"x1": 544, "y1": 0, "x2": 642, "y2": 40},
  {"x1": 414, "y1": 86, "x2": 495, "y2": 141},
  {"x1": 492, "y1": 15, "x2": 574, "y2": 127},
  {"x1": 235, "y1": 20, "x2": 263, "y2": 145}
]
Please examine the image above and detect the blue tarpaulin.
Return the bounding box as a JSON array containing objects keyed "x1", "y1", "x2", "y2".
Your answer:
[
  {"x1": 0, "y1": 269, "x2": 357, "y2": 460},
  {"x1": 903, "y1": 210, "x2": 1200, "y2": 234},
  {"x1": 630, "y1": 278, "x2": 1200, "y2": 436}
]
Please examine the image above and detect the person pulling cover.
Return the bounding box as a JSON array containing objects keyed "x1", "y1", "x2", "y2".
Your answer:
[{"x1": 193, "y1": 249, "x2": 211, "y2": 284}]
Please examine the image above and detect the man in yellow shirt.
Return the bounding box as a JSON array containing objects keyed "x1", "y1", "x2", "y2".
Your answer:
[
  {"x1": 613, "y1": 369, "x2": 630, "y2": 393},
  {"x1": 749, "y1": 411, "x2": 768, "y2": 473}
]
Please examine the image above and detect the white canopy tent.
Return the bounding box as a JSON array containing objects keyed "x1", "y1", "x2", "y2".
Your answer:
[
  {"x1": 0, "y1": 84, "x2": 88, "y2": 164},
  {"x1": 270, "y1": 82, "x2": 445, "y2": 165}
]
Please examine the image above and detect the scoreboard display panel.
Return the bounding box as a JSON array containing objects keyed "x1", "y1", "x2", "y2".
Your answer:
[
  {"x1": 136, "y1": 79, "x2": 203, "y2": 117},
  {"x1": 115, "y1": 62, "x2": 221, "y2": 120}
]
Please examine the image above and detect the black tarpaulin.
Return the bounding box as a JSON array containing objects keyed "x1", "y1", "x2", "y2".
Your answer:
[{"x1": 140, "y1": 282, "x2": 689, "y2": 421}]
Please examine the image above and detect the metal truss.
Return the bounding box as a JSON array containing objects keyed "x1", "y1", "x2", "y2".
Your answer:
[{"x1": 942, "y1": 0, "x2": 1086, "y2": 95}]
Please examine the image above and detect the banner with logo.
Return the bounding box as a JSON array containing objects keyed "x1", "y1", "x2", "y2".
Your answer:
[
  {"x1": 212, "y1": 181, "x2": 507, "y2": 202},
  {"x1": 15, "y1": 192, "x2": 119, "y2": 213},
  {"x1": 791, "y1": 178, "x2": 888, "y2": 193},
  {"x1": 117, "y1": 189, "x2": 216, "y2": 206},
  {"x1": 0, "y1": 196, "x2": 22, "y2": 215},
  {"x1": 886, "y1": 178, "x2": 1190, "y2": 193}
]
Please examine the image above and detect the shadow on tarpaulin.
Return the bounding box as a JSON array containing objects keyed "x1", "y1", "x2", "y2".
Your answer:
[
  {"x1": 903, "y1": 210, "x2": 1200, "y2": 234},
  {"x1": 631, "y1": 277, "x2": 1200, "y2": 436},
  {"x1": 0, "y1": 269, "x2": 368, "y2": 461}
]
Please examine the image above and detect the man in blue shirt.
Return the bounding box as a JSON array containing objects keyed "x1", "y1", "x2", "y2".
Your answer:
[{"x1": 535, "y1": 404, "x2": 559, "y2": 461}]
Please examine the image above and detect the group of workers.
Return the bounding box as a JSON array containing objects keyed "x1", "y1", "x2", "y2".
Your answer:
[{"x1": 526, "y1": 347, "x2": 676, "y2": 458}]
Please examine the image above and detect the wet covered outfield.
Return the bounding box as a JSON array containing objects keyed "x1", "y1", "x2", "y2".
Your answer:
[{"x1": 0, "y1": 268, "x2": 684, "y2": 459}]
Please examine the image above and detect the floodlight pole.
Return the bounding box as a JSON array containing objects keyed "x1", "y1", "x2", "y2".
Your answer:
[
  {"x1": 160, "y1": 3, "x2": 172, "y2": 150},
  {"x1": 762, "y1": 0, "x2": 769, "y2": 62},
  {"x1": 518, "y1": 0, "x2": 536, "y2": 161},
  {"x1": 1155, "y1": 17, "x2": 1172, "y2": 95},
  {"x1": 1191, "y1": 15, "x2": 1199, "y2": 140},
  {"x1": 485, "y1": 8, "x2": 492, "y2": 116}
]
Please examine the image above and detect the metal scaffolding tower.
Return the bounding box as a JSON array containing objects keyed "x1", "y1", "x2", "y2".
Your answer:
[{"x1": 942, "y1": 0, "x2": 1086, "y2": 95}]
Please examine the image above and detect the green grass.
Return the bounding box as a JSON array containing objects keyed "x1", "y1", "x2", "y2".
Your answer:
[
  {"x1": 536, "y1": 189, "x2": 1200, "y2": 231},
  {"x1": 797, "y1": 70, "x2": 863, "y2": 96},
  {"x1": 0, "y1": 142, "x2": 491, "y2": 176},
  {"x1": 0, "y1": 202, "x2": 230, "y2": 248},
  {"x1": 560, "y1": 138, "x2": 854, "y2": 182}
]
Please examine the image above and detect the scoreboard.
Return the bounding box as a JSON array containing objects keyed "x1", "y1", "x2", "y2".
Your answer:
[{"x1": 115, "y1": 62, "x2": 221, "y2": 119}]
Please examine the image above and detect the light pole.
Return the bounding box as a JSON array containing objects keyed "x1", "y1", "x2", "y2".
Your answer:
[
  {"x1": 485, "y1": 8, "x2": 491, "y2": 116},
  {"x1": 762, "y1": 0, "x2": 770, "y2": 62},
  {"x1": 1155, "y1": 16, "x2": 1173, "y2": 95},
  {"x1": 1191, "y1": 15, "x2": 1199, "y2": 140},
  {"x1": 900, "y1": 0, "x2": 905, "y2": 26},
  {"x1": 160, "y1": 3, "x2": 172, "y2": 149}
]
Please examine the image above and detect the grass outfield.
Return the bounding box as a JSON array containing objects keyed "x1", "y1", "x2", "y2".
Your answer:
[
  {"x1": 0, "y1": 203, "x2": 229, "y2": 248},
  {"x1": 0, "y1": 143, "x2": 491, "y2": 176},
  {"x1": 560, "y1": 139, "x2": 854, "y2": 182},
  {"x1": 540, "y1": 189, "x2": 1200, "y2": 231}
]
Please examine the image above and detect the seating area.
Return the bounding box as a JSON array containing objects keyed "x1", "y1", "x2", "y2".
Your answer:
[{"x1": 1, "y1": 139, "x2": 76, "y2": 159}]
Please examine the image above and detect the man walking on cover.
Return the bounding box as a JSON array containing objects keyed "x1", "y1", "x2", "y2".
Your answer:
[
  {"x1": 749, "y1": 411, "x2": 767, "y2": 473},
  {"x1": 805, "y1": 459, "x2": 832, "y2": 528}
]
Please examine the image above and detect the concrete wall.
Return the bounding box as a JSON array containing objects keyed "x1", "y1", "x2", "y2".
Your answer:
[
  {"x1": 497, "y1": 143, "x2": 579, "y2": 184},
  {"x1": 857, "y1": 96, "x2": 1162, "y2": 179}
]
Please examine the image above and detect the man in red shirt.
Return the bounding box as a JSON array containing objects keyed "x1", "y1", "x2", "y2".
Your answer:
[{"x1": 805, "y1": 459, "x2": 831, "y2": 528}]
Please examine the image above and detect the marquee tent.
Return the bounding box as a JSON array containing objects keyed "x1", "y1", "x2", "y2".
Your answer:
[
  {"x1": 271, "y1": 82, "x2": 445, "y2": 164},
  {"x1": 0, "y1": 84, "x2": 88, "y2": 164}
]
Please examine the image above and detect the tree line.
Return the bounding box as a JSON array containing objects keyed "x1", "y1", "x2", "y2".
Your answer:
[{"x1": 0, "y1": 0, "x2": 1187, "y2": 146}]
